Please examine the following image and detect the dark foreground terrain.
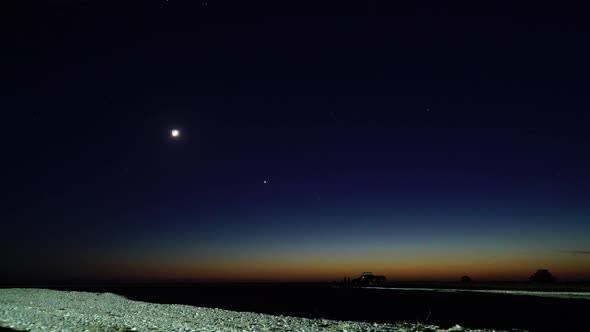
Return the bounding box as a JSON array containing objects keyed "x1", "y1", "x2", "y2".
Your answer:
[{"x1": 3, "y1": 283, "x2": 578, "y2": 331}]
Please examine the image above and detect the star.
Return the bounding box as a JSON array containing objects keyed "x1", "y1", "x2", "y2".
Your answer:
[{"x1": 171, "y1": 129, "x2": 180, "y2": 138}]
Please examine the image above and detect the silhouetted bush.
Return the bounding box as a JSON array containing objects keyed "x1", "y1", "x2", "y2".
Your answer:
[
  {"x1": 529, "y1": 269, "x2": 556, "y2": 283},
  {"x1": 460, "y1": 275, "x2": 472, "y2": 283}
]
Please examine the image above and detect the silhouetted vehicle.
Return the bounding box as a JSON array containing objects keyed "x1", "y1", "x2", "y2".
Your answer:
[
  {"x1": 352, "y1": 272, "x2": 386, "y2": 285},
  {"x1": 529, "y1": 269, "x2": 556, "y2": 283}
]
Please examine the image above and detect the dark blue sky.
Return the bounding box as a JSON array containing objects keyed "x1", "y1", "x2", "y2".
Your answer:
[{"x1": 2, "y1": 1, "x2": 589, "y2": 282}]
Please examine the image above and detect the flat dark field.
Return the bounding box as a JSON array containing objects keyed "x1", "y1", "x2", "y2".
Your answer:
[{"x1": 22, "y1": 283, "x2": 588, "y2": 331}]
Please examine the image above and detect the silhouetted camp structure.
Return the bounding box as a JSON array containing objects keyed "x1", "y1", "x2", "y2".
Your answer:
[
  {"x1": 352, "y1": 272, "x2": 386, "y2": 285},
  {"x1": 460, "y1": 275, "x2": 472, "y2": 283},
  {"x1": 529, "y1": 269, "x2": 556, "y2": 283}
]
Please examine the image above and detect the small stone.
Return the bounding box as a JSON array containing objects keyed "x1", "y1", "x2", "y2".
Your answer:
[{"x1": 448, "y1": 324, "x2": 465, "y2": 331}]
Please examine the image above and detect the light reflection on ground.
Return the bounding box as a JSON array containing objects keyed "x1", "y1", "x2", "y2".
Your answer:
[{"x1": 364, "y1": 287, "x2": 590, "y2": 300}]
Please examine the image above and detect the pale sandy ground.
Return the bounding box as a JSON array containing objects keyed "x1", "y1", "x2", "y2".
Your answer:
[{"x1": 0, "y1": 288, "x2": 526, "y2": 332}]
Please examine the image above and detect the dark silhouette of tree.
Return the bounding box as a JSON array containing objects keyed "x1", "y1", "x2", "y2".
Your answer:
[
  {"x1": 460, "y1": 275, "x2": 472, "y2": 283},
  {"x1": 529, "y1": 269, "x2": 556, "y2": 283}
]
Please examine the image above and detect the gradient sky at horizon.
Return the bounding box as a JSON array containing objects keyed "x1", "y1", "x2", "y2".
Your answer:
[{"x1": 2, "y1": 1, "x2": 589, "y2": 282}]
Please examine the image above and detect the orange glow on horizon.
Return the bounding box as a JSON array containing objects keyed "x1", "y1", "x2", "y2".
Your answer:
[{"x1": 88, "y1": 251, "x2": 590, "y2": 282}]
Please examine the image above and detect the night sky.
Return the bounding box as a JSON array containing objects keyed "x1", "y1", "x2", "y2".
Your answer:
[{"x1": 2, "y1": 1, "x2": 589, "y2": 283}]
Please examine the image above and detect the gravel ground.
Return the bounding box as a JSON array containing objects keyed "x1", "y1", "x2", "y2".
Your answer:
[{"x1": 0, "y1": 288, "x2": 524, "y2": 332}]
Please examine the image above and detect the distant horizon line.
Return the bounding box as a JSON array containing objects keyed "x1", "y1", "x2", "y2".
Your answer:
[{"x1": 3, "y1": 278, "x2": 590, "y2": 286}]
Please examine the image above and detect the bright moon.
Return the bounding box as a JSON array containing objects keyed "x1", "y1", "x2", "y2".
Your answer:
[{"x1": 171, "y1": 129, "x2": 180, "y2": 137}]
